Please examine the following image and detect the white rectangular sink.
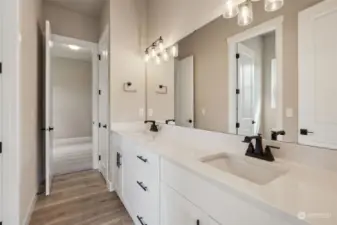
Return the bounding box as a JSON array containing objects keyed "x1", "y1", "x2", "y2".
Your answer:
[{"x1": 200, "y1": 153, "x2": 288, "y2": 185}]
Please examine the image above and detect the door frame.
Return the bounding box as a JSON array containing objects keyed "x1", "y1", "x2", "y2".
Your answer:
[
  {"x1": 1, "y1": 0, "x2": 21, "y2": 223},
  {"x1": 227, "y1": 16, "x2": 284, "y2": 136},
  {"x1": 52, "y1": 35, "x2": 100, "y2": 170}
]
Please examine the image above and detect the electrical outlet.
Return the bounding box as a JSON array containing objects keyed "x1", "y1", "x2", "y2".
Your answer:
[{"x1": 139, "y1": 108, "x2": 144, "y2": 117}]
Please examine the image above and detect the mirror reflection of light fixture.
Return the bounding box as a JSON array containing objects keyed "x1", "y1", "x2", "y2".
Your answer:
[
  {"x1": 238, "y1": 1, "x2": 253, "y2": 26},
  {"x1": 151, "y1": 46, "x2": 157, "y2": 58},
  {"x1": 68, "y1": 44, "x2": 81, "y2": 51},
  {"x1": 170, "y1": 45, "x2": 178, "y2": 57},
  {"x1": 155, "y1": 55, "x2": 161, "y2": 65},
  {"x1": 49, "y1": 41, "x2": 54, "y2": 47},
  {"x1": 265, "y1": 0, "x2": 284, "y2": 12},
  {"x1": 223, "y1": 0, "x2": 239, "y2": 19},
  {"x1": 162, "y1": 50, "x2": 169, "y2": 61}
]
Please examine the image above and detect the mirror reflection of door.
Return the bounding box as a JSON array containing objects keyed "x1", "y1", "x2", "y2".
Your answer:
[
  {"x1": 175, "y1": 56, "x2": 194, "y2": 128},
  {"x1": 237, "y1": 43, "x2": 261, "y2": 136}
]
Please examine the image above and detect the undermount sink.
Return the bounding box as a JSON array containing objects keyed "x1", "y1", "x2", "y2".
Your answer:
[{"x1": 200, "y1": 153, "x2": 288, "y2": 185}]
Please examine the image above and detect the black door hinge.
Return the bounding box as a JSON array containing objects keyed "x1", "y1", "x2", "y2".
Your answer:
[
  {"x1": 98, "y1": 123, "x2": 101, "y2": 128},
  {"x1": 0, "y1": 142, "x2": 2, "y2": 154},
  {"x1": 98, "y1": 54, "x2": 101, "y2": 60},
  {"x1": 236, "y1": 53, "x2": 240, "y2": 59},
  {"x1": 99, "y1": 155, "x2": 101, "y2": 161},
  {"x1": 0, "y1": 62, "x2": 2, "y2": 74},
  {"x1": 236, "y1": 122, "x2": 240, "y2": 128},
  {"x1": 236, "y1": 89, "x2": 240, "y2": 94},
  {"x1": 98, "y1": 90, "x2": 102, "y2": 95},
  {"x1": 300, "y1": 129, "x2": 314, "y2": 136}
]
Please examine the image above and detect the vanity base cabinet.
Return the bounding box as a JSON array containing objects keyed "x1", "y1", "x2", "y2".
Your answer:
[
  {"x1": 161, "y1": 160, "x2": 305, "y2": 225},
  {"x1": 161, "y1": 183, "x2": 220, "y2": 225},
  {"x1": 122, "y1": 139, "x2": 160, "y2": 225},
  {"x1": 111, "y1": 132, "x2": 123, "y2": 197}
]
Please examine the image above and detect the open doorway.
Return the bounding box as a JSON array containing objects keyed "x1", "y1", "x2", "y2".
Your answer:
[{"x1": 50, "y1": 35, "x2": 97, "y2": 175}]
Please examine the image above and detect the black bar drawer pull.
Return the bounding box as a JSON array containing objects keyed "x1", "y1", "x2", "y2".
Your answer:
[
  {"x1": 137, "y1": 181, "x2": 148, "y2": 191},
  {"x1": 137, "y1": 155, "x2": 148, "y2": 163},
  {"x1": 137, "y1": 216, "x2": 147, "y2": 225}
]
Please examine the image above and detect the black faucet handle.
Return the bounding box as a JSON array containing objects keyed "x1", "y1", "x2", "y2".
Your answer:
[
  {"x1": 242, "y1": 136, "x2": 252, "y2": 143},
  {"x1": 266, "y1": 145, "x2": 280, "y2": 150},
  {"x1": 144, "y1": 120, "x2": 156, "y2": 125},
  {"x1": 165, "y1": 119, "x2": 175, "y2": 124}
]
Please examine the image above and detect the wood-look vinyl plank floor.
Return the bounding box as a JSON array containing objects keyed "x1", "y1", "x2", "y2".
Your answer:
[{"x1": 30, "y1": 170, "x2": 133, "y2": 225}]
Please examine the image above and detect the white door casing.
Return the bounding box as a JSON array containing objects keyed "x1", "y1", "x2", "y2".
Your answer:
[
  {"x1": 175, "y1": 56, "x2": 194, "y2": 128},
  {"x1": 45, "y1": 20, "x2": 54, "y2": 196},
  {"x1": 0, "y1": 3, "x2": 2, "y2": 218},
  {"x1": 98, "y1": 26, "x2": 110, "y2": 179},
  {"x1": 299, "y1": 0, "x2": 337, "y2": 149},
  {"x1": 237, "y1": 43, "x2": 257, "y2": 136}
]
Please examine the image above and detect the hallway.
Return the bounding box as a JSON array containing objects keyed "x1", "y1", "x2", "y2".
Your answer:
[{"x1": 30, "y1": 170, "x2": 133, "y2": 225}]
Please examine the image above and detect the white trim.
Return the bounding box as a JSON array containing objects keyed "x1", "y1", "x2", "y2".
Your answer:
[
  {"x1": 227, "y1": 16, "x2": 284, "y2": 138},
  {"x1": 54, "y1": 136, "x2": 92, "y2": 146},
  {"x1": 97, "y1": 24, "x2": 111, "y2": 180},
  {"x1": 108, "y1": 180, "x2": 114, "y2": 192},
  {"x1": 23, "y1": 195, "x2": 37, "y2": 225},
  {"x1": 2, "y1": 0, "x2": 21, "y2": 223},
  {"x1": 51, "y1": 34, "x2": 100, "y2": 170}
]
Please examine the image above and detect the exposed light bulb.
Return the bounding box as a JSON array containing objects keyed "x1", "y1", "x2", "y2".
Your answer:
[
  {"x1": 158, "y1": 40, "x2": 165, "y2": 53},
  {"x1": 170, "y1": 45, "x2": 178, "y2": 57},
  {"x1": 68, "y1": 44, "x2": 81, "y2": 51},
  {"x1": 265, "y1": 0, "x2": 284, "y2": 12},
  {"x1": 156, "y1": 55, "x2": 161, "y2": 65},
  {"x1": 162, "y1": 50, "x2": 169, "y2": 61},
  {"x1": 151, "y1": 47, "x2": 157, "y2": 58},
  {"x1": 238, "y1": 2, "x2": 253, "y2": 26},
  {"x1": 144, "y1": 51, "x2": 150, "y2": 62},
  {"x1": 223, "y1": 0, "x2": 239, "y2": 19}
]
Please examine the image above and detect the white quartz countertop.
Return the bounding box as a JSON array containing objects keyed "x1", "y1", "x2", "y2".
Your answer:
[{"x1": 113, "y1": 129, "x2": 337, "y2": 225}]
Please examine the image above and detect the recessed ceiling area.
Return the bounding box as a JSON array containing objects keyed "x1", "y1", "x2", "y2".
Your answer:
[{"x1": 45, "y1": 0, "x2": 106, "y2": 18}]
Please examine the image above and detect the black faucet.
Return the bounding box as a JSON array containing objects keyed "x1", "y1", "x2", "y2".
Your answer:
[
  {"x1": 165, "y1": 119, "x2": 175, "y2": 124},
  {"x1": 243, "y1": 134, "x2": 279, "y2": 162},
  {"x1": 144, "y1": 120, "x2": 158, "y2": 132},
  {"x1": 271, "y1": 130, "x2": 286, "y2": 141}
]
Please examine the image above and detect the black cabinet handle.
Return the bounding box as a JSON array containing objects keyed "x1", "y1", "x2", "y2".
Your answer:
[
  {"x1": 137, "y1": 216, "x2": 147, "y2": 225},
  {"x1": 117, "y1": 152, "x2": 122, "y2": 168},
  {"x1": 137, "y1": 155, "x2": 148, "y2": 163},
  {"x1": 137, "y1": 181, "x2": 148, "y2": 191},
  {"x1": 197, "y1": 219, "x2": 200, "y2": 225}
]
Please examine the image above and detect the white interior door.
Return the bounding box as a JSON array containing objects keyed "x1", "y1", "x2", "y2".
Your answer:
[
  {"x1": 45, "y1": 21, "x2": 54, "y2": 195},
  {"x1": 0, "y1": 5, "x2": 3, "y2": 219},
  {"x1": 175, "y1": 56, "x2": 194, "y2": 128},
  {"x1": 237, "y1": 43, "x2": 257, "y2": 136},
  {"x1": 98, "y1": 27, "x2": 109, "y2": 179},
  {"x1": 299, "y1": 0, "x2": 337, "y2": 149}
]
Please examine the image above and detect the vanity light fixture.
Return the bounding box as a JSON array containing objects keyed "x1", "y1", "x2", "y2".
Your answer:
[
  {"x1": 144, "y1": 36, "x2": 178, "y2": 64},
  {"x1": 223, "y1": 0, "x2": 284, "y2": 26}
]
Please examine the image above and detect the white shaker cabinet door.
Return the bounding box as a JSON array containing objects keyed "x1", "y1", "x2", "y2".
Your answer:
[{"x1": 161, "y1": 183, "x2": 221, "y2": 225}]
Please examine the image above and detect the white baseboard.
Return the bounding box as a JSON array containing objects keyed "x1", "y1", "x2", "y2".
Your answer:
[
  {"x1": 108, "y1": 180, "x2": 114, "y2": 192},
  {"x1": 23, "y1": 194, "x2": 37, "y2": 225},
  {"x1": 54, "y1": 136, "x2": 92, "y2": 147}
]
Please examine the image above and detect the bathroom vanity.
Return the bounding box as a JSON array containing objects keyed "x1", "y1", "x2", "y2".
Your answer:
[{"x1": 109, "y1": 123, "x2": 337, "y2": 225}]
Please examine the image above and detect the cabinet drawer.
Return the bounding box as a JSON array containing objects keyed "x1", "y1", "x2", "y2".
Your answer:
[{"x1": 134, "y1": 147, "x2": 159, "y2": 177}]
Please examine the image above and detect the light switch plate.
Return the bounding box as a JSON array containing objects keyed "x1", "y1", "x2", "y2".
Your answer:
[
  {"x1": 286, "y1": 108, "x2": 293, "y2": 118},
  {"x1": 139, "y1": 108, "x2": 144, "y2": 117}
]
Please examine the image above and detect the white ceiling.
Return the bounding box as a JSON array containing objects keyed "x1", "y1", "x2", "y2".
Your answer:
[
  {"x1": 45, "y1": 0, "x2": 106, "y2": 18},
  {"x1": 51, "y1": 42, "x2": 92, "y2": 62}
]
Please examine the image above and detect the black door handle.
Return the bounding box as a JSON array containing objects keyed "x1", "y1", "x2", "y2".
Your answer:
[
  {"x1": 188, "y1": 119, "x2": 193, "y2": 123},
  {"x1": 103, "y1": 124, "x2": 107, "y2": 129},
  {"x1": 137, "y1": 216, "x2": 147, "y2": 225},
  {"x1": 137, "y1": 155, "x2": 148, "y2": 163},
  {"x1": 300, "y1": 129, "x2": 314, "y2": 135},
  {"x1": 116, "y1": 152, "x2": 121, "y2": 168},
  {"x1": 252, "y1": 120, "x2": 256, "y2": 124},
  {"x1": 197, "y1": 219, "x2": 200, "y2": 225},
  {"x1": 49, "y1": 127, "x2": 54, "y2": 131},
  {"x1": 137, "y1": 181, "x2": 148, "y2": 191}
]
